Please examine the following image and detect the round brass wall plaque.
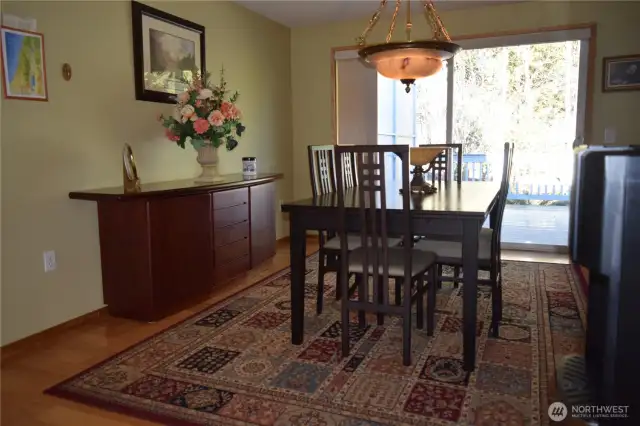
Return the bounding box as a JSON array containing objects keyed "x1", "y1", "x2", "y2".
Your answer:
[{"x1": 62, "y1": 63, "x2": 72, "y2": 81}]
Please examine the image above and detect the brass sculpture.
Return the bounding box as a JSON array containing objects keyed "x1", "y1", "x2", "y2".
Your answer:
[{"x1": 123, "y1": 143, "x2": 141, "y2": 193}]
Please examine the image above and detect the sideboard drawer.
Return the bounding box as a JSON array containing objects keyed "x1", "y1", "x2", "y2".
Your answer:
[
  {"x1": 214, "y1": 203, "x2": 249, "y2": 229},
  {"x1": 214, "y1": 220, "x2": 249, "y2": 247},
  {"x1": 215, "y1": 237, "x2": 249, "y2": 266},
  {"x1": 213, "y1": 188, "x2": 248, "y2": 210},
  {"x1": 214, "y1": 254, "x2": 250, "y2": 283}
]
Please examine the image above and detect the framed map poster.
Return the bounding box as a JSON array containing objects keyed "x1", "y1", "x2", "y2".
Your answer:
[{"x1": 1, "y1": 26, "x2": 48, "y2": 101}]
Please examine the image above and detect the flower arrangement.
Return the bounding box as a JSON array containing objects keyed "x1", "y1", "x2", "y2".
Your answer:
[{"x1": 158, "y1": 67, "x2": 246, "y2": 151}]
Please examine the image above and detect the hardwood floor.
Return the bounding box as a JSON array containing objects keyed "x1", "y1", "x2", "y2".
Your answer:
[
  {"x1": 1, "y1": 239, "x2": 567, "y2": 426},
  {"x1": 0, "y1": 239, "x2": 319, "y2": 426},
  {"x1": 502, "y1": 249, "x2": 570, "y2": 264}
]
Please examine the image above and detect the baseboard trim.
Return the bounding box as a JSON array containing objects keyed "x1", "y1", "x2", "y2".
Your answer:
[
  {"x1": 1, "y1": 306, "x2": 109, "y2": 364},
  {"x1": 2, "y1": 236, "x2": 315, "y2": 364}
]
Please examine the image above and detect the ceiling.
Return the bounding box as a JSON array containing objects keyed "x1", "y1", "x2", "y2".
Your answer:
[{"x1": 234, "y1": 0, "x2": 513, "y2": 28}]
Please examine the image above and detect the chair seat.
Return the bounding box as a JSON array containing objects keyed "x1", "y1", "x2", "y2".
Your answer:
[
  {"x1": 415, "y1": 228, "x2": 493, "y2": 264},
  {"x1": 348, "y1": 247, "x2": 437, "y2": 277},
  {"x1": 324, "y1": 234, "x2": 401, "y2": 251}
]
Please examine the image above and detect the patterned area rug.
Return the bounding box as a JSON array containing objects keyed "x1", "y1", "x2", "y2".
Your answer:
[{"x1": 46, "y1": 254, "x2": 587, "y2": 425}]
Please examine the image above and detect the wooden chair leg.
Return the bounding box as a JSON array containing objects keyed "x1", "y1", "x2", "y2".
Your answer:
[
  {"x1": 395, "y1": 278, "x2": 402, "y2": 306},
  {"x1": 453, "y1": 266, "x2": 460, "y2": 288},
  {"x1": 335, "y1": 254, "x2": 343, "y2": 300},
  {"x1": 402, "y1": 279, "x2": 412, "y2": 366},
  {"x1": 377, "y1": 277, "x2": 386, "y2": 326},
  {"x1": 437, "y1": 264, "x2": 443, "y2": 289},
  {"x1": 416, "y1": 275, "x2": 424, "y2": 330},
  {"x1": 427, "y1": 266, "x2": 437, "y2": 336},
  {"x1": 490, "y1": 262, "x2": 501, "y2": 337},
  {"x1": 355, "y1": 275, "x2": 366, "y2": 328},
  {"x1": 340, "y1": 271, "x2": 350, "y2": 359},
  {"x1": 497, "y1": 261, "x2": 503, "y2": 322},
  {"x1": 316, "y1": 251, "x2": 326, "y2": 315}
]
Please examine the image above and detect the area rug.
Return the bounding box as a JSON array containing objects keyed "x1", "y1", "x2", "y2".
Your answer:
[{"x1": 45, "y1": 254, "x2": 587, "y2": 425}]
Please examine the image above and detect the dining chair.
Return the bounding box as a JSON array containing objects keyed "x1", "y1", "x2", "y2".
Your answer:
[
  {"x1": 416, "y1": 142, "x2": 514, "y2": 335},
  {"x1": 418, "y1": 143, "x2": 464, "y2": 281},
  {"x1": 308, "y1": 144, "x2": 362, "y2": 315},
  {"x1": 335, "y1": 144, "x2": 438, "y2": 366},
  {"x1": 420, "y1": 143, "x2": 463, "y2": 185}
]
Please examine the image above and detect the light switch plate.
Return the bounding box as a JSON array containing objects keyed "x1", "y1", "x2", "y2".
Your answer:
[
  {"x1": 43, "y1": 250, "x2": 57, "y2": 272},
  {"x1": 604, "y1": 127, "x2": 617, "y2": 144}
]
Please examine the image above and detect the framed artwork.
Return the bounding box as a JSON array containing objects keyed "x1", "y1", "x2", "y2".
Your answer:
[
  {"x1": 131, "y1": 1, "x2": 206, "y2": 104},
  {"x1": 1, "y1": 26, "x2": 48, "y2": 101},
  {"x1": 602, "y1": 54, "x2": 640, "y2": 92}
]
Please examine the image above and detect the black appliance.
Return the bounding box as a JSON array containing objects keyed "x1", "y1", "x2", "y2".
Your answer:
[{"x1": 570, "y1": 146, "x2": 640, "y2": 422}]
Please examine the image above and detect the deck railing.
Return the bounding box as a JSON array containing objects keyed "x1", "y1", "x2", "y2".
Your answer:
[
  {"x1": 453, "y1": 153, "x2": 571, "y2": 202},
  {"x1": 387, "y1": 150, "x2": 571, "y2": 202}
]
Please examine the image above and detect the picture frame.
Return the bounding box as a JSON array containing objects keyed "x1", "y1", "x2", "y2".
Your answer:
[
  {"x1": 1, "y1": 26, "x2": 48, "y2": 101},
  {"x1": 602, "y1": 54, "x2": 640, "y2": 92},
  {"x1": 131, "y1": 0, "x2": 206, "y2": 104}
]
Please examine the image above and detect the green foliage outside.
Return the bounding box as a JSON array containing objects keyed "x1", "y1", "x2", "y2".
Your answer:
[{"x1": 415, "y1": 41, "x2": 580, "y2": 194}]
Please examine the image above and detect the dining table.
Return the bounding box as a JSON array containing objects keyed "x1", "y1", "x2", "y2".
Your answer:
[{"x1": 281, "y1": 180, "x2": 501, "y2": 372}]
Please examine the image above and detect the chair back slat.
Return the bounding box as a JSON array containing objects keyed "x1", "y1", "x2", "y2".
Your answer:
[
  {"x1": 308, "y1": 145, "x2": 336, "y2": 196},
  {"x1": 336, "y1": 145, "x2": 412, "y2": 308},
  {"x1": 308, "y1": 145, "x2": 359, "y2": 196},
  {"x1": 493, "y1": 142, "x2": 515, "y2": 251},
  {"x1": 354, "y1": 155, "x2": 371, "y2": 304},
  {"x1": 342, "y1": 151, "x2": 358, "y2": 189},
  {"x1": 420, "y1": 143, "x2": 463, "y2": 184}
]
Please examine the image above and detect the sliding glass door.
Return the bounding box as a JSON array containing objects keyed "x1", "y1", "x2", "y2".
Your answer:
[
  {"x1": 452, "y1": 40, "x2": 583, "y2": 250},
  {"x1": 372, "y1": 28, "x2": 591, "y2": 252}
]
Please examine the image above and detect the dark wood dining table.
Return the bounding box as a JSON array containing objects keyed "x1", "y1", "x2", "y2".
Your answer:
[{"x1": 281, "y1": 181, "x2": 501, "y2": 371}]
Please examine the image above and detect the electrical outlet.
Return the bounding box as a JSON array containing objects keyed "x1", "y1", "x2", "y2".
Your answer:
[{"x1": 43, "y1": 250, "x2": 57, "y2": 272}]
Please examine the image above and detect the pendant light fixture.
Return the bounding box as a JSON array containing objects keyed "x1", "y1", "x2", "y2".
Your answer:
[{"x1": 357, "y1": 0, "x2": 461, "y2": 93}]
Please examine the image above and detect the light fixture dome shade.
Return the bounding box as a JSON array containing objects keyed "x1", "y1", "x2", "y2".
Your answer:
[
  {"x1": 372, "y1": 53, "x2": 443, "y2": 79},
  {"x1": 358, "y1": 41, "x2": 461, "y2": 80}
]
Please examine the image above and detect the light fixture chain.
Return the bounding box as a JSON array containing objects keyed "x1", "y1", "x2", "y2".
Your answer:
[
  {"x1": 386, "y1": 0, "x2": 403, "y2": 43},
  {"x1": 406, "y1": 0, "x2": 413, "y2": 41},
  {"x1": 357, "y1": 0, "x2": 389, "y2": 46},
  {"x1": 422, "y1": 0, "x2": 452, "y2": 41}
]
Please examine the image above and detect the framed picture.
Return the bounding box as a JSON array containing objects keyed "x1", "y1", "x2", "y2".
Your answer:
[
  {"x1": 131, "y1": 1, "x2": 205, "y2": 103},
  {"x1": 1, "y1": 26, "x2": 48, "y2": 101},
  {"x1": 602, "y1": 54, "x2": 640, "y2": 92}
]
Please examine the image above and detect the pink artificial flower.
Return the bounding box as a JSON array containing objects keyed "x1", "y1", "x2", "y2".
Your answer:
[
  {"x1": 208, "y1": 110, "x2": 225, "y2": 127},
  {"x1": 165, "y1": 128, "x2": 180, "y2": 142},
  {"x1": 193, "y1": 118, "x2": 210, "y2": 135},
  {"x1": 221, "y1": 101, "x2": 241, "y2": 120},
  {"x1": 220, "y1": 101, "x2": 234, "y2": 118},
  {"x1": 195, "y1": 99, "x2": 203, "y2": 108},
  {"x1": 177, "y1": 91, "x2": 190, "y2": 104}
]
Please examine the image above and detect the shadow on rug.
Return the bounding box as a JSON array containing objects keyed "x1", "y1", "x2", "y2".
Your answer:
[{"x1": 45, "y1": 254, "x2": 586, "y2": 425}]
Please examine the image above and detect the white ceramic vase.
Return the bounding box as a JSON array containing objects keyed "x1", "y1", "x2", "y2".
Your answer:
[{"x1": 195, "y1": 144, "x2": 223, "y2": 183}]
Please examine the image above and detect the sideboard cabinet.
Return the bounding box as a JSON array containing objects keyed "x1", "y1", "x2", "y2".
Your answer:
[{"x1": 69, "y1": 173, "x2": 282, "y2": 321}]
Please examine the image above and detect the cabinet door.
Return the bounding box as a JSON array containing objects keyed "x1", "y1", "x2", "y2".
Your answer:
[
  {"x1": 250, "y1": 182, "x2": 276, "y2": 267},
  {"x1": 149, "y1": 193, "x2": 214, "y2": 318}
]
